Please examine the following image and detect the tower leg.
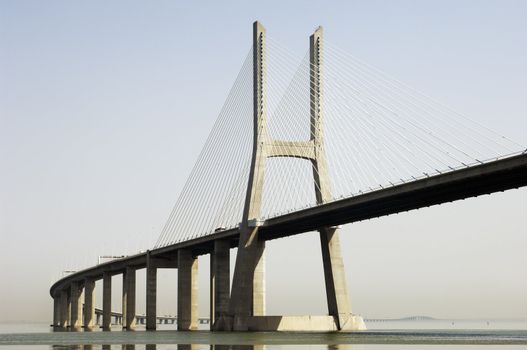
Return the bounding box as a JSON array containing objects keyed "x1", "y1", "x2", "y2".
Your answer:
[
  {"x1": 227, "y1": 20, "x2": 268, "y2": 332},
  {"x1": 320, "y1": 226, "x2": 352, "y2": 330}
]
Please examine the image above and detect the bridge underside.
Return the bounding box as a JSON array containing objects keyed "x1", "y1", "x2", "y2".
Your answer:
[{"x1": 262, "y1": 153, "x2": 527, "y2": 240}]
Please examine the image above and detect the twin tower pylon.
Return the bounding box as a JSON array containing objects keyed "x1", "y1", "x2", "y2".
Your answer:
[{"x1": 215, "y1": 21, "x2": 364, "y2": 332}]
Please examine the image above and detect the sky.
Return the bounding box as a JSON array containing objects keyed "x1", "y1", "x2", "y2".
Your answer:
[{"x1": 1, "y1": 0, "x2": 526, "y2": 323}]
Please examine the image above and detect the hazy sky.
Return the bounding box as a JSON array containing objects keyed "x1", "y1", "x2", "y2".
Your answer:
[{"x1": 1, "y1": 0, "x2": 526, "y2": 323}]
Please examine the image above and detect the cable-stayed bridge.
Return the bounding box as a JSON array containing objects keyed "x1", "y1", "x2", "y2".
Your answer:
[{"x1": 49, "y1": 21, "x2": 527, "y2": 332}]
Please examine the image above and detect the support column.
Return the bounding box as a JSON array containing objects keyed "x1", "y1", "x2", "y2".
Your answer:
[
  {"x1": 59, "y1": 289, "x2": 69, "y2": 328},
  {"x1": 52, "y1": 295, "x2": 60, "y2": 327},
  {"x1": 69, "y1": 283, "x2": 81, "y2": 329},
  {"x1": 309, "y1": 26, "x2": 352, "y2": 330},
  {"x1": 69, "y1": 282, "x2": 82, "y2": 329},
  {"x1": 210, "y1": 240, "x2": 230, "y2": 330},
  {"x1": 102, "y1": 272, "x2": 112, "y2": 330},
  {"x1": 83, "y1": 278, "x2": 95, "y2": 330},
  {"x1": 177, "y1": 249, "x2": 198, "y2": 330},
  {"x1": 122, "y1": 267, "x2": 136, "y2": 330},
  {"x1": 146, "y1": 252, "x2": 157, "y2": 330}
]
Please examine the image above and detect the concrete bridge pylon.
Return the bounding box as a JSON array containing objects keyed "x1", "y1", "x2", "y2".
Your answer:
[{"x1": 218, "y1": 21, "x2": 365, "y2": 332}]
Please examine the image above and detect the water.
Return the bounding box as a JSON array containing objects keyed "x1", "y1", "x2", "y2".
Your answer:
[{"x1": 1, "y1": 320, "x2": 527, "y2": 350}]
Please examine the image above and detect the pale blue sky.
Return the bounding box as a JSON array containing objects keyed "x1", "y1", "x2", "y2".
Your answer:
[{"x1": 1, "y1": 0, "x2": 526, "y2": 322}]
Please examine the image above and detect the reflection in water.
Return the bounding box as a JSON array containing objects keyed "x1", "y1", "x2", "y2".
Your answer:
[
  {"x1": 209, "y1": 346, "x2": 351, "y2": 350},
  {"x1": 52, "y1": 327, "x2": 68, "y2": 333},
  {"x1": 209, "y1": 347, "x2": 263, "y2": 350},
  {"x1": 46, "y1": 343, "x2": 359, "y2": 350}
]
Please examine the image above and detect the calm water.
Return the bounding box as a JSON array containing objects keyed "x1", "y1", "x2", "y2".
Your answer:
[{"x1": 2, "y1": 320, "x2": 527, "y2": 350}]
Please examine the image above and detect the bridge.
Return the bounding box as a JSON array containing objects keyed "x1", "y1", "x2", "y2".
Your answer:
[
  {"x1": 89, "y1": 308, "x2": 210, "y2": 327},
  {"x1": 49, "y1": 21, "x2": 527, "y2": 332}
]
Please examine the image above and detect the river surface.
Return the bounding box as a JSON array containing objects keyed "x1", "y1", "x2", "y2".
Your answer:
[{"x1": 1, "y1": 320, "x2": 527, "y2": 350}]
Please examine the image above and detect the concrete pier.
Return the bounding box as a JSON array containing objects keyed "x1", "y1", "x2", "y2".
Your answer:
[
  {"x1": 69, "y1": 282, "x2": 82, "y2": 329},
  {"x1": 320, "y1": 227, "x2": 352, "y2": 329},
  {"x1": 59, "y1": 289, "x2": 69, "y2": 328},
  {"x1": 178, "y1": 249, "x2": 198, "y2": 330},
  {"x1": 102, "y1": 272, "x2": 111, "y2": 330},
  {"x1": 122, "y1": 267, "x2": 136, "y2": 330},
  {"x1": 83, "y1": 278, "x2": 96, "y2": 330},
  {"x1": 52, "y1": 296, "x2": 60, "y2": 327},
  {"x1": 210, "y1": 240, "x2": 230, "y2": 330},
  {"x1": 146, "y1": 252, "x2": 157, "y2": 330}
]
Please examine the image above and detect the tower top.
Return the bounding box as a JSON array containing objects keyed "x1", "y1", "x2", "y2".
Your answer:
[{"x1": 253, "y1": 21, "x2": 266, "y2": 33}]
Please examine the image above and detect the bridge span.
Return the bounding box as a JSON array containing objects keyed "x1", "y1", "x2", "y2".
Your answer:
[
  {"x1": 50, "y1": 151, "x2": 527, "y2": 331},
  {"x1": 49, "y1": 21, "x2": 526, "y2": 333}
]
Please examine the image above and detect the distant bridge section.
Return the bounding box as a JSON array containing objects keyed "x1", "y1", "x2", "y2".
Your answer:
[{"x1": 90, "y1": 308, "x2": 210, "y2": 327}]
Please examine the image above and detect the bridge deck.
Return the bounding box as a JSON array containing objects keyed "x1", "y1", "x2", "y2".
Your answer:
[{"x1": 50, "y1": 153, "x2": 527, "y2": 296}]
